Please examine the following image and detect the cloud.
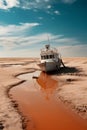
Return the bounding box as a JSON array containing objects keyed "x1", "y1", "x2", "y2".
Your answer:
[
  {"x1": 46, "y1": 5, "x2": 52, "y2": 9},
  {"x1": 0, "y1": 0, "x2": 53, "y2": 10},
  {"x1": 0, "y1": 0, "x2": 19, "y2": 10},
  {"x1": 0, "y1": 0, "x2": 60, "y2": 16},
  {"x1": 0, "y1": 22, "x2": 83, "y2": 57},
  {"x1": 0, "y1": 22, "x2": 40, "y2": 50},
  {"x1": 0, "y1": 44, "x2": 87, "y2": 57},
  {"x1": 54, "y1": 10, "x2": 60, "y2": 15},
  {"x1": 0, "y1": 0, "x2": 68, "y2": 10},
  {"x1": 0, "y1": 23, "x2": 40, "y2": 36},
  {"x1": 0, "y1": 23, "x2": 79, "y2": 51},
  {"x1": 0, "y1": 0, "x2": 76, "y2": 10},
  {"x1": 58, "y1": 45, "x2": 87, "y2": 57},
  {"x1": 0, "y1": 0, "x2": 72, "y2": 16},
  {"x1": 54, "y1": 36, "x2": 79, "y2": 45},
  {"x1": 0, "y1": 33, "x2": 60, "y2": 50}
]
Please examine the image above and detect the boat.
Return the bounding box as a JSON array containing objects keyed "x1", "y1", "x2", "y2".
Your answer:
[{"x1": 38, "y1": 44, "x2": 65, "y2": 72}]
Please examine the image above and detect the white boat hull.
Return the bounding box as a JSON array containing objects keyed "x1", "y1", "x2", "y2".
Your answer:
[{"x1": 38, "y1": 60, "x2": 61, "y2": 72}]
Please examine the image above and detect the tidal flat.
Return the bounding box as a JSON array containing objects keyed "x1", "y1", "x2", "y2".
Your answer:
[{"x1": 0, "y1": 57, "x2": 87, "y2": 130}]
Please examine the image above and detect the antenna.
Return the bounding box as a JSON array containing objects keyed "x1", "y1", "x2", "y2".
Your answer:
[{"x1": 47, "y1": 34, "x2": 50, "y2": 45}]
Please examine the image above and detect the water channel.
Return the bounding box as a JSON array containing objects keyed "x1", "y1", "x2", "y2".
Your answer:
[{"x1": 10, "y1": 71, "x2": 87, "y2": 130}]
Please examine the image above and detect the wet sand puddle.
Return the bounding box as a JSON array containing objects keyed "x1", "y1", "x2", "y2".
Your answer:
[{"x1": 10, "y1": 71, "x2": 87, "y2": 130}]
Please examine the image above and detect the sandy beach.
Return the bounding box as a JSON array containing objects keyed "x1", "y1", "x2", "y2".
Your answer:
[{"x1": 0, "y1": 57, "x2": 87, "y2": 130}]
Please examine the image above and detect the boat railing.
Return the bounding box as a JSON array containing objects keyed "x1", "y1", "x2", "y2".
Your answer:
[{"x1": 40, "y1": 47, "x2": 58, "y2": 54}]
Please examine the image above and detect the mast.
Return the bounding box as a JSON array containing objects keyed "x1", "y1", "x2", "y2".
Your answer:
[
  {"x1": 47, "y1": 35, "x2": 50, "y2": 45},
  {"x1": 45, "y1": 34, "x2": 51, "y2": 50}
]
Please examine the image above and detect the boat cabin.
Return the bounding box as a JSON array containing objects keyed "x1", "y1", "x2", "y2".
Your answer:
[
  {"x1": 38, "y1": 44, "x2": 65, "y2": 72},
  {"x1": 40, "y1": 45, "x2": 60, "y2": 63}
]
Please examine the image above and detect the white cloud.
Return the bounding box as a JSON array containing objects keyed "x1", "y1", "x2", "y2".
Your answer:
[
  {"x1": 0, "y1": 0, "x2": 19, "y2": 10},
  {"x1": 58, "y1": 45, "x2": 87, "y2": 57},
  {"x1": 54, "y1": 37, "x2": 79, "y2": 45},
  {"x1": 46, "y1": 10, "x2": 61, "y2": 15},
  {"x1": 0, "y1": 22, "x2": 40, "y2": 50},
  {"x1": 0, "y1": 22, "x2": 85, "y2": 57},
  {"x1": 0, "y1": 44, "x2": 87, "y2": 57},
  {"x1": 0, "y1": 23, "x2": 40, "y2": 36},
  {"x1": 18, "y1": 0, "x2": 53, "y2": 10},
  {"x1": 0, "y1": 0, "x2": 77, "y2": 10},
  {"x1": 54, "y1": 10, "x2": 60, "y2": 15},
  {"x1": 0, "y1": 0, "x2": 52, "y2": 10},
  {"x1": 0, "y1": 23, "x2": 78, "y2": 50},
  {"x1": 47, "y1": 5, "x2": 52, "y2": 9}
]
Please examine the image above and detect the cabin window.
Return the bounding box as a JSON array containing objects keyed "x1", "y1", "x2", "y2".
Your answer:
[
  {"x1": 41, "y1": 55, "x2": 54, "y2": 59},
  {"x1": 49, "y1": 55, "x2": 54, "y2": 58},
  {"x1": 41, "y1": 56, "x2": 45, "y2": 59},
  {"x1": 43, "y1": 55, "x2": 47, "y2": 59},
  {"x1": 50, "y1": 55, "x2": 52, "y2": 58},
  {"x1": 47, "y1": 55, "x2": 49, "y2": 59},
  {"x1": 44, "y1": 56, "x2": 46, "y2": 59},
  {"x1": 41, "y1": 56, "x2": 43, "y2": 59}
]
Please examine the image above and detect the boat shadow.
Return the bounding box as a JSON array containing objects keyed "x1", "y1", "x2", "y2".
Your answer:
[{"x1": 46, "y1": 66, "x2": 81, "y2": 75}]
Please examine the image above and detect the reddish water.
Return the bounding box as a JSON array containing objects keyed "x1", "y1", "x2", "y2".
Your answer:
[{"x1": 10, "y1": 71, "x2": 87, "y2": 130}]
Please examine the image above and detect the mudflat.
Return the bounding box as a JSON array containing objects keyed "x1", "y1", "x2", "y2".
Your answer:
[{"x1": 0, "y1": 57, "x2": 87, "y2": 130}]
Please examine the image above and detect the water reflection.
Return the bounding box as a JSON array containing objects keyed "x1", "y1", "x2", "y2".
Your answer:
[{"x1": 37, "y1": 72, "x2": 58, "y2": 100}]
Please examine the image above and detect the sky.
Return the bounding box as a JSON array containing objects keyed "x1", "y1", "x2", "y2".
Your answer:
[{"x1": 0, "y1": 0, "x2": 87, "y2": 57}]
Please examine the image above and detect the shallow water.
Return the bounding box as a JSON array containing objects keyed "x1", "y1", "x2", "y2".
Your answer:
[{"x1": 10, "y1": 71, "x2": 87, "y2": 130}]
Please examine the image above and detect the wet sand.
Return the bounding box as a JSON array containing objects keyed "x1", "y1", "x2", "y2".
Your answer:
[
  {"x1": 0, "y1": 57, "x2": 87, "y2": 130},
  {"x1": 10, "y1": 71, "x2": 87, "y2": 130}
]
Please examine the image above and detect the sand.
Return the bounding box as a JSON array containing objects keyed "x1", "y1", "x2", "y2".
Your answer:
[
  {"x1": 0, "y1": 58, "x2": 39, "y2": 130},
  {"x1": 53, "y1": 57, "x2": 87, "y2": 119},
  {"x1": 0, "y1": 57, "x2": 87, "y2": 130}
]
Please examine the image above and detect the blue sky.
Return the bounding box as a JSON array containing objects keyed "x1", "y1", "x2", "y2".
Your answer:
[{"x1": 0, "y1": 0, "x2": 87, "y2": 57}]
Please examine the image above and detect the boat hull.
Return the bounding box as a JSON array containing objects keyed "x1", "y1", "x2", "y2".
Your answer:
[{"x1": 38, "y1": 61, "x2": 61, "y2": 72}]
